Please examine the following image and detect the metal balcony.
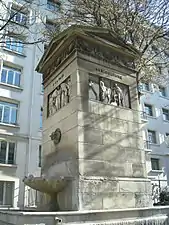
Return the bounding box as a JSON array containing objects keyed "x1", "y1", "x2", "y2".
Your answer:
[
  {"x1": 0, "y1": 158, "x2": 15, "y2": 165},
  {"x1": 144, "y1": 140, "x2": 152, "y2": 152}
]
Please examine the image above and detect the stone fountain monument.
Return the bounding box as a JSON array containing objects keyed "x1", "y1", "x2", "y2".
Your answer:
[
  {"x1": 26, "y1": 24, "x2": 153, "y2": 211},
  {"x1": 0, "y1": 25, "x2": 169, "y2": 225}
]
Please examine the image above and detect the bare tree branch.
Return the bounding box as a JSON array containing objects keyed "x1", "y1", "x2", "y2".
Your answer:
[{"x1": 55, "y1": 0, "x2": 169, "y2": 86}]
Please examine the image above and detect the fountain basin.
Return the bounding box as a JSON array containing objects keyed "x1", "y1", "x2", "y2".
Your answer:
[
  {"x1": 0, "y1": 206, "x2": 169, "y2": 225},
  {"x1": 23, "y1": 176, "x2": 70, "y2": 194}
]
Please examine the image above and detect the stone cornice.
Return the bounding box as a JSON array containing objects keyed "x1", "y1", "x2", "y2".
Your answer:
[
  {"x1": 43, "y1": 36, "x2": 136, "y2": 83},
  {"x1": 76, "y1": 37, "x2": 135, "y2": 70},
  {"x1": 43, "y1": 38, "x2": 77, "y2": 83}
]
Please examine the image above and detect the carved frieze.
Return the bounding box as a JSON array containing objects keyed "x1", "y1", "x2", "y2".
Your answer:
[
  {"x1": 76, "y1": 38, "x2": 135, "y2": 69},
  {"x1": 89, "y1": 75, "x2": 130, "y2": 108},
  {"x1": 44, "y1": 40, "x2": 76, "y2": 80},
  {"x1": 44, "y1": 37, "x2": 135, "y2": 81},
  {"x1": 47, "y1": 76, "x2": 71, "y2": 117}
]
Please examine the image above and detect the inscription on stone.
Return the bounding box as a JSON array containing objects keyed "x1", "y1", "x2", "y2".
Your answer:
[
  {"x1": 96, "y1": 68, "x2": 122, "y2": 80},
  {"x1": 47, "y1": 76, "x2": 71, "y2": 117},
  {"x1": 89, "y1": 74, "x2": 130, "y2": 108}
]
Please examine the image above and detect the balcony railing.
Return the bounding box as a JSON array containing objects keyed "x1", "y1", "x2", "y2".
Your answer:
[
  {"x1": 144, "y1": 140, "x2": 151, "y2": 150},
  {"x1": 0, "y1": 158, "x2": 15, "y2": 165}
]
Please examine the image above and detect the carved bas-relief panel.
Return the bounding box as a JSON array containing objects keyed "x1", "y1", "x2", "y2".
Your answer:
[
  {"x1": 89, "y1": 75, "x2": 130, "y2": 108},
  {"x1": 47, "y1": 76, "x2": 71, "y2": 117}
]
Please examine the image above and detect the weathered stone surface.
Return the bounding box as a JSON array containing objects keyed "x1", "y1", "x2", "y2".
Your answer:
[
  {"x1": 79, "y1": 179, "x2": 119, "y2": 193},
  {"x1": 81, "y1": 192, "x2": 103, "y2": 210},
  {"x1": 104, "y1": 161, "x2": 131, "y2": 177},
  {"x1": 102, "y1": 192, "x2": 135, "y2": 209},
  {"x1": 43, "y1": 98, "x2": 78, "y2": 130},
  {"x1": 118, "y1": 108, "x2": 134, "y2": 121},
  {"x1": 130, "y1": 137, "x2": 143, "y2": 149},
  {"x1": 101, "y1": 145, "x2": 126, "y2": 162},
  {"x1": 79, "y1": 159, "x2": 134, "y2": 177},
  {"x1": 78, "y1": 127, "x2": 103, "y2": 145},
  {"x1": 77, "y1": 81, "x2": 89, "y2": 97},
  {"x1": 79, "y1": 159, "x2": 107, "y2": 176},
  {"x1": 58, "y1": 179, "x2": 79, "y2": 210},
  {"x1": 119, "y1": 180, "x2": 147, "y2": 193},
  {"x1": 135, "y1": 193, "x2": 152, "y2": 207},
  {"x1": 78, "y1": 142, "x2": 127, "y2": 162},
  {"x1": 89, "y1": 101, "x2": 118, "y2": 117},
  {"x1": 125, "y1": 149, "x2": 143, "y2": 163},
  {"x1": 132, "y1": 163, "x2": 146, "y2": 178},
  {"x1": 102, "y1": 131, "x2": 117, "y2": 144},
  {"x1": 78, "y1": 110, "x2": 142, "y2": 136}
]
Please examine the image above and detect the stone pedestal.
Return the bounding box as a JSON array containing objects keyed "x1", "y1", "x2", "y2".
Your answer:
[{"x1": 34, "y1": 25, "x2": 152, "y2": 211}]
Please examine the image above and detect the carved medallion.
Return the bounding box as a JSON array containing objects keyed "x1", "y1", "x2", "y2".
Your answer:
[{"x1": 50, "y1": 128, "x2": 61, "y2": 145}]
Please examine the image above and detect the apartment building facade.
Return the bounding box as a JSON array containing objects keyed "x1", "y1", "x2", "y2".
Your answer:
[
  {"x1": 140, "y1": 78, "x2": 169, "y2": 202},
  {"x1": 0, "y1": 0, "x2": 60, "y2": 208}
]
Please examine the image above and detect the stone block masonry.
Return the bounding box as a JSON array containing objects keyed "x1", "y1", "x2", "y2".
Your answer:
[{"x1": 32, "y1": 26, "x2": 153, "y2": 211}]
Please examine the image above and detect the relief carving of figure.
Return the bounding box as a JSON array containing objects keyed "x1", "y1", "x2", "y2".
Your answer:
[
  {"x1": 48, "y1": 94, "x2": 54, "y2": 116},
  {"x1": 51, "y1": 90, "x2": 57, "y2": 113},
  {"x1": 110, "y1": 88, "x2": 118, "y2": 106},
  {"x1": 55, "y1": 87, "x2": 61, "y2": 111},
  {"x1": 114, "y1": 83, "x2": 124, "y2": 106},
  {"x1": 99, "y1": 80, "x2": 112, "y2": 104},
  {"x1": 89, "y1": 80, "x2": 98, "y2": 100},
  {"x1": 61, "y1": 82, "x2": 69, "y2": 107},
  {"x1": 67, "y1": 78, "x2": 71, "y2": 103},
  {"x1": 48, "y1": 77, "x2": 71, "y2": 117}
]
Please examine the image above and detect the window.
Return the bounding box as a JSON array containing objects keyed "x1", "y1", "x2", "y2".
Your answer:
[
  {"x1": 162, "y1": 108, "x2": 169, "y2": 121},
  {"x1": 47, "y1": 0, "x2": 61, "y2": 11},
  {"x1": 165, "y1": 133, "x2": 169, "y2": 147},
  {"x1": 38, "y1": 145, "x2": 41, "y2": 167},
  {"x1": 151, "y1": 158, "x2": 160, "y2": 170},
  {"x1": 0, "y1": 181, "x2": 14, "y2": 206},
  {"x1": 159, "y1": 86, "x2": 166, "y2": 97},
  {"x1": 10, "y1": 8, "x2": 28, "y2": 25},
  {"x1": 40, "y1": 107, "x2": 43, "y2": 129},
  {"x1": 144, "y1": 104, "x2": 153, "y2": 116},
  {"x1": 148, "y1": 130, "x2": 156, "y2": 144},
  {"x1": 1, "y1": 65, "x2": 21, "y2": 87},
  {"x1": 0, "y1": 101, "x2": 18, "y2": 125},
  {"x1": 142, "y1": 83, "x2": 150, "y2": 91},
  {"x1": 0, "y1": 140, "x2": 15, "y2": 164},
  {"x1": 4, "y1": 37, "x2": 24, "y2": 54}
]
